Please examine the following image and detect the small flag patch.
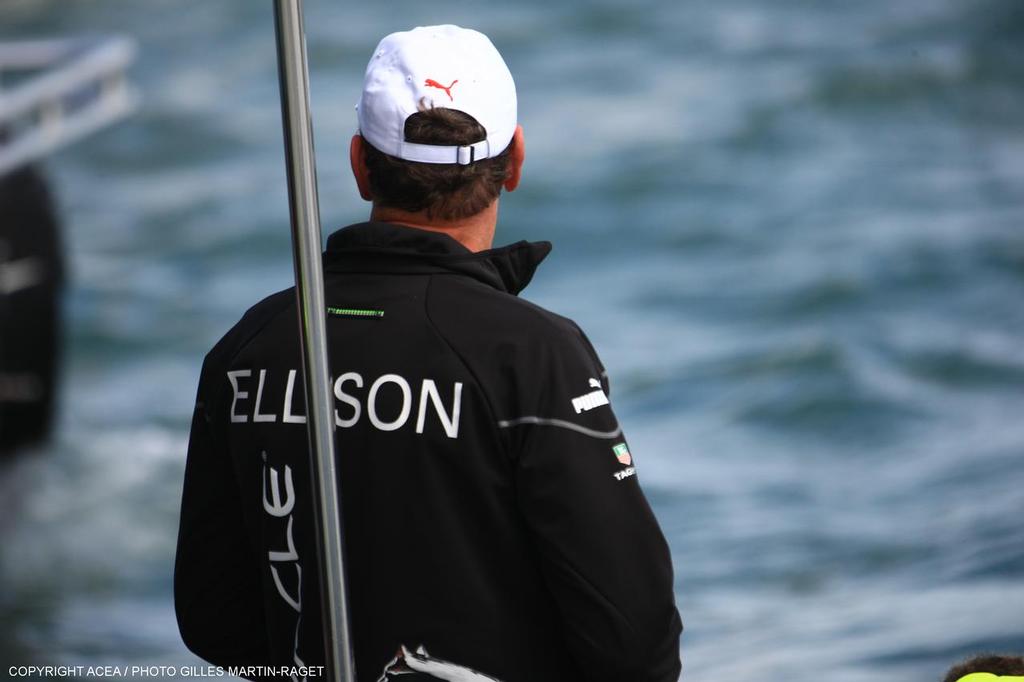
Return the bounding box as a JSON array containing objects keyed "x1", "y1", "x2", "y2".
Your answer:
[{"x1": 613, "y1": 442, "x2": 632, "y2": 466}]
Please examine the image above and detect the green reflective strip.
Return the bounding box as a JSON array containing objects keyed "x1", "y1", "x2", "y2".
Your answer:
[
  {"x1": 327, "y1": 307, "x2": 384, "y2": 318},
  {"x1": 957, "y1": 675, "x2": 1024, "y2": 682}
]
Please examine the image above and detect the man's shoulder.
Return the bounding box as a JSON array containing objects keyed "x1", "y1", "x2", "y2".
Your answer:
[
  {"x1": 428, "y1": 275, "x2": 608, "y2": 422},
  {"x1": 204, "y1": 287, "x2": 296, "y2": 370},
  {"x1": 428, "y1": 275, "x2": 594, "y2": 361}
]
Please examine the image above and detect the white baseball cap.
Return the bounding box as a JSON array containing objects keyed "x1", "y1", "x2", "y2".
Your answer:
[{"x1": 356, "y1": 25, "x2": 517, "y2": 166}]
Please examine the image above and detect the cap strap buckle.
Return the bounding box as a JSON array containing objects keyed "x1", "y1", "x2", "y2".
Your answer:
[{"x1": 456, "y1": 140, "x2": 490, "y2": 165}]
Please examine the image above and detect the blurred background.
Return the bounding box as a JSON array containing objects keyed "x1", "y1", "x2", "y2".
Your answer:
[{"x1": 1, "y1": 0, "x2": 1022, "y2": 680}]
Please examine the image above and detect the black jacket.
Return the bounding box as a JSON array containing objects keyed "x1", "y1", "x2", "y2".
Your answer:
[{"x1": 175, "y1": 222, "x2": 682, "y2": 682}]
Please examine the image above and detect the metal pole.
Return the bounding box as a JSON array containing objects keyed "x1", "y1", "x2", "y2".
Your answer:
[{"x1": 272, "y1": 2, "x2": 356, "y2": 681}]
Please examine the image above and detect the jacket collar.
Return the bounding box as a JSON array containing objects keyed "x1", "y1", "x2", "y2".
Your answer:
[{"x1": 324, "y1": 221, "x2": 552, "y2": 295}]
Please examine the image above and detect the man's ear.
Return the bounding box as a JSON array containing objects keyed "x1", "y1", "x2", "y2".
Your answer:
[
  {"x1": 350, "y1": 134, "x2": 373, "y2": 201},
  {"x1": 503, "y1": 125, "x2": 525, "y2": 192}
]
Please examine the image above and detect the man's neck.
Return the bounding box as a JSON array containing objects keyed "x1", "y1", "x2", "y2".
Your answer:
[{"x1": 369, "y1": 201, "x2": 498, "y2": 253}]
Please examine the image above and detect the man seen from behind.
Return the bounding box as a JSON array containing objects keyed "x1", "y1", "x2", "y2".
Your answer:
[{"x1": 175, "y1": 24, "x2": 683, "y2": 682}]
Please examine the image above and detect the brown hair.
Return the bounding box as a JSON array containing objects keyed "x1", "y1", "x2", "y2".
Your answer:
[
  {"x1": 943, "y1": 655, "x2": 1024, "y2": 682},
  {"x1": 361, "y1": 106, "x2": 512, "y2": 221}
]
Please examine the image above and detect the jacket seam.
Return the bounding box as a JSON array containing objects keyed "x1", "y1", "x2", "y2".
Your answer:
[
  {"x1": 553, "y1": 554, "x2": 639, "y2": 640},
  {"x1": 204, "y1": 293, "x2": 295, "y2": 408},
  {"x1": 422, "y1": 273, "x2": 514, "y2": 464},
  {"x1": 224, "y1": 295, "x2": 296, "y2": 367}
]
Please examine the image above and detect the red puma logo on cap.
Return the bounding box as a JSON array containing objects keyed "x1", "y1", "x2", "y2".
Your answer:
[{"x1": 424, "y1": 78, "x2": 458, "y2": 101}]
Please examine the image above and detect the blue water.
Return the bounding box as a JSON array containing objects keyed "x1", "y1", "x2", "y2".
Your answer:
[{"x1": 2, "y1": 0, "x2": 1023, "y2": 680}]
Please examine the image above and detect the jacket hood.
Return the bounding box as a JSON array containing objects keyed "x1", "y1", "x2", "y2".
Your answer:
[{"x1": 324, "y1": 221, "x2": 552, "y2": 295}]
